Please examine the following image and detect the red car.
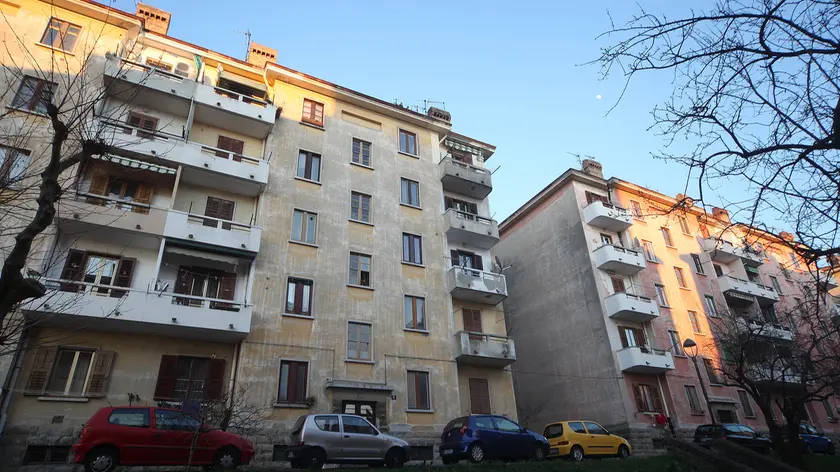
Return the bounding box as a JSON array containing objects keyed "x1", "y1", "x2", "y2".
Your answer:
[{"x1": 73, "y1": 406, "x2": 254, "y2": 472}]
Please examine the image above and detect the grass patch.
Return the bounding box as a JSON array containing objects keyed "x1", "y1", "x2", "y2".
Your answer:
[
  {"x1": 804, "y1": 453, "x2": 840, "y2": 471},
  {"x1": 407, "y1": 455, "x2": 690, "y2": 472}
]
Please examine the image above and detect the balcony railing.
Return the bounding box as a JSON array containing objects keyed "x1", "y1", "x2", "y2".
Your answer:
[
  {"x1": 604, "y1": 292, "x2": 659, "y2": 322},
  {"x1": 446, "y1": 266, "x2": 507, "y2": 304},
  {"x1": 719, "y1": 275, "x2": 779, "y2": 304},
  {"x1": 165, "y1": 210, "x2": 262, "y2": 254},
  {"x1": 738, "y1": 317, "x2": 794, "y2": 342},
  {"x1": 454, "y1": 331, "x2": 516, "y2": 368},
  {"x1": 439, "y1": 157, "x2": 493, "y2": 199},
  {"x1": 212, "y1": 85, "x2": 271, "y2": 108},
  {"x1": 700, "y1": 237, "x2": 764, "y2": 266},
  {"x1": 443, "y1": 209, "x2": 500, "y2": 250},
  {"x1": 122, "y1": 57, "x2": 194, "y2": 82},
  {"x1": 616, "y1": 346, "x2": 675, "y2": 374},
  {"x1": 196, "y1": 142, "x2": 263, "y2": 167},
  {"x1": 583, "y1": 200, "x2": 633, "y2": 232},
  {"x1": 593, "y1": 244, "x2": 646, "y2": 275}
]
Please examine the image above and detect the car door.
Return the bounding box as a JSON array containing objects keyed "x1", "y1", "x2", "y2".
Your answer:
[
  {"x1": 493, "y1": 416, "x2": 531, "y2": 459},
  {"x1": 582, "y1": 421, "x2": 616, "y2": 455},
  {"x1": 310, "y1": 415, "x2": 342, "y2": 460},
  {"x1": 341, "y1": 415, "x2": 382, "y2": 459},
  {"x1": 566, "y1": 421, "x2": 589, "y2": 450},
  {"x1": 150, "y1": 409, "x2": 203, "y2": 465},
  {"x1": 105, "y1": 408, "x2": 153, "y2": 465},
  {"x1": 722, "y1": 424, "x2": 749, "y2": 448},
  {"x1": 473, "y1": 416, "x2": 502, "y2": 459}
]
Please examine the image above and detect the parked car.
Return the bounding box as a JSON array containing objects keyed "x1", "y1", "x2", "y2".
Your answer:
[
  {"x1": 784, "y1": 423, "x2": 836, "y2": 455},
  {"x1": 73, "y1": 406, "x2": 254, "y2": 472},
  {"x1": 285, "y1": 414, "x2": 410, "y2": 469},
  {"x1": 693, "y1": 424, "x2": 772, "y2": 453},
  {"x1": 438, "y1": 415, "x2": 548, "y2": 464},
  {"x1": 542, "y1": 420, "x2": 631, "y2": 461}
]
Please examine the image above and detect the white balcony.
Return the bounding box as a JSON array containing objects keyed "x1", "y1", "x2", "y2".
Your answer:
[
  {"x1": 59, "y1": 194, "x2": 169, "y2": 238},
  {"x1": 749, "y1": 366, "x2": 801, "y2": 389},
  {"x1": 719, "y1": 275, "x2": 779, "y2": 305},
  {"x1": 700, "y1": 238, "x2": 764, "y2": 266},
  {"x1": 446, "y1": 267, "x2": 507, "y2": 305},
  {"x1": 439, "y1": 157, "x2": 493, "y2": 199},
  {"x1": 616, "y1": 347, "x2": 675, "y2": 374},
  {"x1": 593, "y1": 244, "x2": 646, "y2": 275},
  {"x1": 22, "y1": 280, "x2": 251, "y2": 342},
  {"x1": 737, "y1": 318, "x2": 794, "y2": 343},
  {"x1": 193, "y1": 84, "x2": 276, "y2": 139},
  {"x1": 454, "y1": 331, "x2": 516, "y2": 368},
  {"x1": 103, "y1": 56, "x2": 195, "y2": 117},
  {"x1": 443, "y1": 209, "x2": 500, "y2": 250},
  {"x1": 163, "y1": 211, "x2": 261, "y2": 255},
  {"x1": 604, "y1": 292, "x2": 659, "y2": 322},
  {"x1": 583, "y1": 201, "x2": 632, "y2": 232}
]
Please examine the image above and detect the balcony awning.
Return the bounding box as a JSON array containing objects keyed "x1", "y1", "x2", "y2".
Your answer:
[
  {"x1": 708, "y1": 396, "x2": 738, "y2": 404},
  {"x1": 444, "y1": 138, "x2": 483, "y2": 158},
  {"x1": 725, "y1": 291, "x2": 757, "y2": 303},
  {"x1": 218, "y1": 71, "x2": 267, "y2": 98},
  {"x1": 746, "y1": 265, "x2": 760, "y2": 275},
  {"x1": 165, "y1": 246, "x2": 240, "y2": 266},
  {"x1": 93, "y1": 154, "x2": 176, "y2": 175}
]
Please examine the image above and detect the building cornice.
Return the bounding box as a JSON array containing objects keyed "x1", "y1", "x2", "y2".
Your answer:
[{"x1": 41, "y1": 0, "x2": 143, "y2": 29}]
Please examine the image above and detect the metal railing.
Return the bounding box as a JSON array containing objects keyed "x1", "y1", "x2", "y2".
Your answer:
[
  {"x1": 594, "y1": 243, "x2": 642, "y2": 257},
  {"x1": 212, "y1": 85, "x2": 271, "y2": 108},
  {"x1": 442, "y1": 156, "x2": 489, "y2": 175},
  {"x1": 44, "y1": 277, "x2": 133, "y2": 298},
  {"x1": 451, "y1": 266, "x2": 505, "y2": 283},
  {"x1": 100, "y1": 117, "x2": 185, "y2": 141},
  {"x1": 447, "y1": 208, "x2": 494, "y2": 225},
  {"x1": 120, "y1": 57, "x2": 192, "y2": 82},
  {"x1": 745, "y1": 318, "x2": 792, "y2": 333},
  {"x1": 196, "y1": 142, "x2": 262, "y2": 166},
  {"x1": 622, "y1": 345, "x2": 669, "y2": 356},
  {"x1": 725, "y1": 275, "x2": 775, "y2": 292},
  {"x1": 586, "y1": 200, "x2": 629, "y2": 212},
  {"x1": 180, "y1": 211, "x2": 258, "y2": 234},
  {"x1": 73, "y1": 192, "x2": 154, "y2": 214},
  {"x1": 459, "y1": 330, "x2": 511, "y2": 343}
]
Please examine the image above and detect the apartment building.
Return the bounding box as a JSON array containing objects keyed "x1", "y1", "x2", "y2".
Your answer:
[
  {"x1": 496, "y1": 160, "x2": 840, "y2": 453},
  {"x1": 0, "y1": 1, "x2": 515, "y2": 467}
]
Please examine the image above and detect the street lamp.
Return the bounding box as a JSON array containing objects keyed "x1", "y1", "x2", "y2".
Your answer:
[{"x1": 684, "y1": 338, "x2": 716, "y2": 425}]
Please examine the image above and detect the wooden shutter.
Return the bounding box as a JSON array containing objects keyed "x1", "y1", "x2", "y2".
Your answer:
[
  {"x1": 474, "y1": 255, "x2": 484, "y2": 271},
  {"x1": 204, "y1": 358, "x2": 226, "y2": 400},
  {"x1": 85, "y1": 350, "x2": 115, "y2": 397},
  {"x1": 219, "y1": 200, "x2": 234, "y2": 230},
  {"x1": 634, "y1": 328, "x2": 647, "y2": 347},
  {"x1": 174, "y1": 268, "x2": 192, "y2": 295},
  {"x1": 216, "y1": 135, "x2": 245, "y2": 162},
  {"x1": 618, "y1": 328, "x2": 629, "y2": 348},
  {"x1": 463, "y1": 308, "x2": 483, "y2": 336},
  {"x1": 650, "y1": 386, "x2": 663, "y2": 412},
  {"x1": 60, "y1": 249, "x2": 86, "y2": 292},
  {"x1": 611, "y1": 277, "x2": 625, "y2": 293},
  {"x1": 217, "y1": 274, "x2": 236, "y2": 300},
  {"x1": 132, "y1": 184, "x2": 153, "y2": 214},
  {"x1": 204, "y1": 197, "x2": 221, "y2": 227},
  {"x1": 86, "y1": 172, "x2": 109, "y2": 204},
  {"x1": 153, "y1": 355, "x2": 179, "y2": 400},
  {"x1": 450, "y1": 250, "x2": 460, "y2": 267},
  {"x1": 110, "y1": 257, "x2": 136, "y2": 298},
  {"x1": 23, "y1": 346, "x2": 58, "y2": 395},
  {"x1": 469, "y1": 378, "x2": 491, "y2": 414},
  {"x1": 632, "y1": 384, "x2": 646, "y2": 412},
  {"x1": 699, "y1": 225, "x2": 711, "y2": 239}
]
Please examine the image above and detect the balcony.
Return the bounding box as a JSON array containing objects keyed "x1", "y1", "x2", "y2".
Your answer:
[
  {"x1": 700, "y1": 238, "x2": 764, "y2": 266},
  {"x1": 22, "y1": 280, "x2": 251, "y2": 342},
  {"x1": 58, "y1": 193, "x2": 169, "y2": 238},
  {"x1": 446, "y1": 267, "x2": 507, "y2": 305},
  {"x1": 443, "y1": 209, "x2": 500, "y2": 250},
  {"x1": 454, "y1": 331, "x2": 516, "y2": 368},
  {"x1": 617, "y1": 347, "x2": 674, "y2": 374},
  {"x1": 193, "y1": 83, "x2": 276, "y2": 139},
  {"x1": 604, "y1": 292, "x2": 659, "y2": 323},
  {"x1": 439, "y1": 157, "x2": 493, "y2": 199},
  {"x1": 103, "y1": 56, "x2": 195, "y2": 116},
  {"x1": 163, "y1": 210, "x2": 262, "y2": 255},
  {"x1": 748, "y1": 365, "x2": 802, "y2": 390},
  {"x1": 737, "y1": 318, "x2": 794, "y2": 343},
  {"x1": 719, "y1": 275, "x2": 779, "y2": 305},
  {"x1": 593, "y1": 244, "x2": 646, "y2": 275},
  {"x1": 583, "y1": 201, "x2": 632, "y2": 232}
]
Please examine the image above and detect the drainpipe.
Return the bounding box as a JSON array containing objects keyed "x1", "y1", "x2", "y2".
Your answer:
[
  {"x1": 0, "y1": 328, "x2": 29, "y2": 439},
  {"x1": 228, "y1": 341, "x2": 241, "y2": 401},
  {"x1": 656, "y1": 375, "x2": 671, "y2": 418}
]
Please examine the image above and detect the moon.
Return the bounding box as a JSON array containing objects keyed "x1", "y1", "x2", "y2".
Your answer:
[{"x1": 596, "y1": 94, "x2": 602, "y2": 100}]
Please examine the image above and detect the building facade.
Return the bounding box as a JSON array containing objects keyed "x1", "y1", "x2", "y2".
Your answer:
[
  {"x1": 0, "y1": 1, "x2": 516, "y2": 467},
  {"x1": 496, "y1": 160, "x2": 840, "y2": 454}
]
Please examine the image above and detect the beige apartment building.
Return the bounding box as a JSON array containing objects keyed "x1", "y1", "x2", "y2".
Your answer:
[
  {"x1": 496, "y1": 160, "x2": 840, "y2": 454},
  {"x1": 0, "y1": 1, "x2": 516, "y2": 467}
]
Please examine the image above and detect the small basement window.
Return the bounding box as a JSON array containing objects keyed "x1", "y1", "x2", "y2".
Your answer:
[{"x1": 23, "y1": 445, "x2": 71, "y2": 464}]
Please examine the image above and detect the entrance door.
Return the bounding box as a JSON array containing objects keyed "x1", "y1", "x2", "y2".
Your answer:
[
  {"x1": 343, "y1": 401, "x2": 377, "y2": 426},
  {"x1": 717, "y1": 409, "x2": 737, "y2": 423}
]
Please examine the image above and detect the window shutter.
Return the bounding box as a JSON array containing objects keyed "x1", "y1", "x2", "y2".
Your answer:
[
  {"x1": 475, "y1": 255, "x2": 484, "y2": 271},
  {"x1": 174, "y1": 268, "x2": 192, "y2": 295},
  {"x1": 60, "y1": 249, "x2": 86, "y2": 292},
  {"x1": 204, "y1": 197, "x2": 221, "y2": 218},
  {"x1": 153, "y1": 355, "x2": 179, "y2": 400},
  {"x1": 86, "y1": 172, "x2": 109, "y2": 204},
  {"x1": 444, "y1": 197, "x2": 453, "y2": 210},
  {"x1": 611, "y1": 277, "x2": 625, "y2": 293},
  {"x1": 219, "y1": 200, "x2": 235, "y2": 230},
  {"x1": 23, "y1": 346, "x2": 58, "y2": 395},
  {"x1": 218, "y1": 274, "x2": 236, "y2": 301},
  {"x1": 85, "y1": 350, "x2": 116, "y2": 397},
  {"x1": 463, "y1": 309, "x2": 483, "y2": 333},
  {"x1": 469, "y1": 378, "x2": 491, "y2": 414},
  {"x1": 132, "y1": 184, "x2": 153, "y2": 214},
  {"x1": 216, "y1": 136, "x2": 245, "y2": 161},
  {"x1": 110, "y1": 257, "x2": 136, "y2": 298},
  {"x1": 618, "y1": 328, "x2": 629, "y2": 348},
  {"x1": 204, "y1": 358, "x2": 226, "y2": 400},
  {"x1": 450, "y1": 250, "x2": 460, "y2": 267},
  {"x1": 651, "y1": 386, "x2": 663, "y2": 412},
  {"x1": 632, "y1": 384, "x2": 646, "y2": 412},
  {"x1": 635, "y1": 328, "x2": 647, "y2": 347}
]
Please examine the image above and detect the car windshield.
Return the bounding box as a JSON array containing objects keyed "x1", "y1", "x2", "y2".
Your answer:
[{"x1": 444, "y1": 417, "x2": 466, "y2": 431}]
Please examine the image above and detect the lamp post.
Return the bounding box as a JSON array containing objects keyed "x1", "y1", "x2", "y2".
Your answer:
[{"x1": 684, "y1": 338, "x2": 716, "y2": 425}]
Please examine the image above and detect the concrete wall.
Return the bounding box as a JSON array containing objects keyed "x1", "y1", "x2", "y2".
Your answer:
[{"x1": 173, "y1": 183, "x2": 257, "y2": 226}]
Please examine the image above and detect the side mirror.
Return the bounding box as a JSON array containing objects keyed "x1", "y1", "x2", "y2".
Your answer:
[{"x1": 520, "y1": 427, "x2": 528, "y2": 433}]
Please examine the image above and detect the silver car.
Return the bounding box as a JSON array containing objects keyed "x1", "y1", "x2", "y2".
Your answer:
[{"x1": 286, "y1": 414, "x2": 410, "y2": 469}]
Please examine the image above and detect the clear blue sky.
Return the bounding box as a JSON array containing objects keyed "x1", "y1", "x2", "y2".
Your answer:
[{"x1": 115, "y1": 0, "x2": 701, "y2": 221}]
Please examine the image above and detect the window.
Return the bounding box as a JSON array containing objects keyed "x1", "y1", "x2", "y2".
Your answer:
[
  {"x1": 348, "y1": 252, "x2": 371, "y2": 287},
  {"x1": 688, "y1": 310, "x2": 703, "y2": 333},
  {"x1": 685, "y1": 386, "x2": 703, "y2": 414},
  {"x1": 11, "y1": 76, "x2": 56, "y2": 114},
  {"x1": 619, "y1": 326, "x2": 646, "y2": 348},
  {"x1": 404, "y1": 295, "x2": 426, "y2": 331},
  {"x1": 600, "y1": 233, "x2": 613, "y2": 246},
  {"x1": 407, "y1": 371, "x2": 430, "y2": 410},
  {"x1": 655, "y1": 284, "x2": 669, "y2": 307},
  {"x1": 216, "y1": 135, "x2": 245, "y2": 160},
  {"x1": 402, "y1": 233, "x2": 423, "y2": 265},
  {"x1": 611, "y1": 277, "x2": 626, "y2": 294},
  {"x1": 673, "y1": 267, "x2": 688, "y2": 288},
  {"x1": 637, "y1": 241, "x2": 656, "y2": 264},
  {"x1": 669, "y1": 331, "x2": 684, "y2": 356},
  {"x1": 302, "y1": 98, "x2": 324, "y2": 126},
  {"x1": 703, "y1": 358, "x2": 721, "y2": 384},
  {"x1": 469, "y1": 378, "x2": 491, "y2": 414},
  {"x1": 738, "y1": 391, "x2": 756, "y2": 418},
  {"x1": 0, "y1": 145, "x2": 30, "y2": 186},
  {"x1": 782, "y1": 266, "x2": 793, "y2": 280},
  {"x1": 286, "y1": 278, "x2": 313, "y2": 316},
  {"x1": 630, "y1": 200, "x2": 643, "y2": 219},
  {"x1": 704, "y1": 295, "x2": 719, "y2": 317},
  {"x1": 789, "y1": 252, "x2": 801, "y2": 269},
  {"x1": 204, "y1": 196, "x2": 235, "y2": 229},
  {"x1": 769, "y1": 276, "x2": 782, "y2": 293},
  {"x1": 692, "y1": 254, "x2": 705, "y2": 274},
  {"x1": 40, "y1": 18, "x2": 81, "y2": 52},
  {"x1": 544, "y1": 424, "x2": 564, "y2": 438},
  {"x1": 145, "y1": 57, "x2": 173, "y2": 71},
  {"x1": 108, "y1": 408, "x2": 149, "y2": 427},
  {"x1": 678, "y1": 216, "x2": 691, "y2": 234},
  {"x1": 124, "y1": 112, "x2": 159, "y2": 138},
  {"x1": 444, "y1": 196, "x2": 478, "y2": 215},
  {"x1": 568, "y1": 421, "x2": 587, "y2": 433},
  {"x1": 296, "y1": 150, "x2": 321, "y2": 182},
  {"x1": 23, "y1": 445, "x2": 71, "y2": 465},
  {"x1": 152, "y1": 355, "x2": 225, "y2": 402},
  {"x1": 400, "y1": 178, "x2": 420, "y2": 207},
  {"x1": 494, "y1": 417, "x2": 522, "y2": 432},
  {"x1": 661, "y1": 227, "x2": 674, "y2": 246},
  {"x1": 314, "y1": 415, "x2": 340, "y2": 432},
  {"x1": 632, "y1": 383, "x2": 662, "y2": 412},
  {"x1": 343, "y1": 415, "x2": 377, "y2": 435},
  {"x1": 714, "y1": 264, "x2": 724, "y2": 277},
  {"x1": 45, "y1": 348, "x2": 93, "y2": 396},
  {"x1": 347, "y1": 322, "x2": 372, "y2": 361},
  {"x1": 292, "y1": 209, "x2": 317, "y2": 244},
  {"x1": 154, "y1": 409, "x2": 201, "y2": 431},
  {"x1": 277, "y1": 360, "x2": 308, "y2": 403},
  {"x1": 352, "y1": 138, "x2": 371, "y2": 166},
  {"x1": 399, "y1": 129, "x2": 417, "y2": 155},
  {"x1": 584, "y1": 422, "x2": 608, "y2": 435},
  {"x1": 823, "y1": 399, "x2": 837, "y2": 421},
  {"x1": 172, "y1": 266, "x2": 236, "y2": 309},
  {"x1": 172, "y1": 357, "x2": 208, "y2": 400},
  {"x1": 349, "y1": 192, "x2": 371, "y2": 223}
]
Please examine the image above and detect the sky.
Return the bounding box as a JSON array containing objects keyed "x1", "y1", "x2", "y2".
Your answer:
[{"x1": 113, "y1": 0, "x2": 701, "y2": 221}]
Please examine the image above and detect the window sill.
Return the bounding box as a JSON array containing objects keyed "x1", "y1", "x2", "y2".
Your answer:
[
  {"x1": 350, "y1": 161, "x2": 374, "y2": 171},
  {"x1": 299, "y1": 121, "x2": 325, "y2": 131},
  {"x1": 691, "y1": 412, "x2": 707, "y2": 416},
  {"x1": 404, "y1": 328, "x2": 429, "y2": 335},
  {"x1": 294, "y1": 176, "x2": 322, "y2": 186},
  {"x1": 400, "y1": 203, "x2": 422, "y2": 211},
  {"x1": 679, "y1": 287, "x2": 692, "y2": 291},
  {"x1": 633, "y1": 218, "x2": 646, "y2": 223},
  {"x1": 658, "y1": 305, "x2": 671, "y2": 309},
  {"x1": 709, "y1": 383, "x2": 723, "y2": 387},
  {"x1": 708, "y1": 314, "x2": 721, "y2": 319},
  {"x1": 37, "y1": 396, "x2": 89, "y2": 403},
  {"x1": 35, "y1": 42, "x2": 76, "y2": 56},
  {"x1": 406, "y1": 409, "x2": 434, "y2": 414},
  {"x1": 696, "y1": 272, "x2": 708, "y2": 277},
  {"x1": 401, "y1": 261, "x2": 425, "y2": 269},
  {"x1": 646, "y1": 259, "x2": 660, "y2": 265},
  {"x1": 274, "y1": 402, "x2": 311, "y2": 409},
  {"x1": 349, "y1": 218, "x2": 374, "y2": 227},
  {"x1": 398, "y1": 151, "x2": 420, "y2": 159},
  {"x1": 6, "y1": 105, "x2": 48, "y2": 118},
  {"x1": 347, "y1": 284, "x2": 374, "y2": 291},
  {"x1": 289, "y1": 239, "x2": 319, "y2": 248},
  {"x1": 283, "y1": 313, "x2": 314, "y2": 320},
  {"x1": 345, "y1": 358, "x2": 375, "y2": 365},
  {"x1": 665, "y1": 245, "x2": 678, "y2": 250},
  {"x1": 828, "y1": 419, "x2": 839, "y2": 423}
]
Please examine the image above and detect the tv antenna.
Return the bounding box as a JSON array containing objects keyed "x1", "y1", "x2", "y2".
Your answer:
[
  {"x1": 234, "y1": 29, "x2": 252, "y2": 59},
  {"x1": 422, "y1": 99, "x2": 446, "y2": 113}
]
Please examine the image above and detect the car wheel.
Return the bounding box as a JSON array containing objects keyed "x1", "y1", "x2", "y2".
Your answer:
[
  {"x1": 827, "y1": 443, "x2": 836, "y2": 455},
  {"x1": 385, "y1": 448, "x2": 406, "y2": 469},
  {"x1": 308, "y1": 448, "x2": 326, "y2": 470},
  {"x1": 617, "y1": 445, "x2": 630, "y2": 459},
  {"x1": 85, "y1": 447, "x2": 119, "y2": 472},
  {"x1": 569, "y1": 445, "x2": 584, "y2": 462},
  {"x1": 467, "y1": 443, "x2": 485, "y2": 463},
  {"x1": 804, "y1": 444, "x2": 813, "y2": 455},
  {"x1": 532, "y1": 444, "x2": 546, "y2": 461},
  {"x1": 213, "y1": 447, "x2": 241, "y2": 470}
]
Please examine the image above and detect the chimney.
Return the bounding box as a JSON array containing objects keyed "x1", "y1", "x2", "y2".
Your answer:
[
  {"x1": 581, "y1": 159, "x2": 603, "y2": 179},
  {"x1": 711, "y1": 207, "x2": 730, "y2": 223},
  {"x1": 676, "y1": 193, "x2": 694, "y2": 208},
  {"x1": 136, "y1": 3, "x2": 171, "y2": 35},
  {"x1": 247, "y1": 43, "x2": 277, "y2": 67},
  {"x1": 779, "y1": 231, "x2": 794, "y2": 242},
  {"x1": 427, "y1": 107, "x2": 451, "y2": 123}
]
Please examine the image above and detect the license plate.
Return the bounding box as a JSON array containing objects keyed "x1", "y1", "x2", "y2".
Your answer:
[
  {"x1": 442, "y1": 449, "x2": 453, "y2": 455},
  {"x1": 550, "y1": 448, "x2": 559, "y2": 455}
]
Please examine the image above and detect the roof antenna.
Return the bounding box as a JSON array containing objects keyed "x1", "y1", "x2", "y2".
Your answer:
[{"x1": 234, "y1": 29, "x2": 252, "y2": 59}]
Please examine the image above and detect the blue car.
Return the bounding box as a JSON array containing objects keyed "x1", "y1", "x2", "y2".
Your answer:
[
  {"x1": 438, "y1": 415, "x2": 549, "y2": 464},
  {"x1": 798, "y1": 424, "x2": 835, "y2": 455}
]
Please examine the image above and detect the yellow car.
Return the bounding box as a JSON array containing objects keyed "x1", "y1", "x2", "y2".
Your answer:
[{"x1": 542, "y1": 420, "x2": 631, "y2": 461}]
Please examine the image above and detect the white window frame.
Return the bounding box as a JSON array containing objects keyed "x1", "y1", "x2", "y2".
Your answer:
[
  {"x1": 654, "y1": 284, "x2": 669, "y2": 307},
  {"x1": 48, "y1": 348, "x2": 95, "y2": 396},
  {"x1": 291, "y1": 209, "x2": 318, "y2": 244}
]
